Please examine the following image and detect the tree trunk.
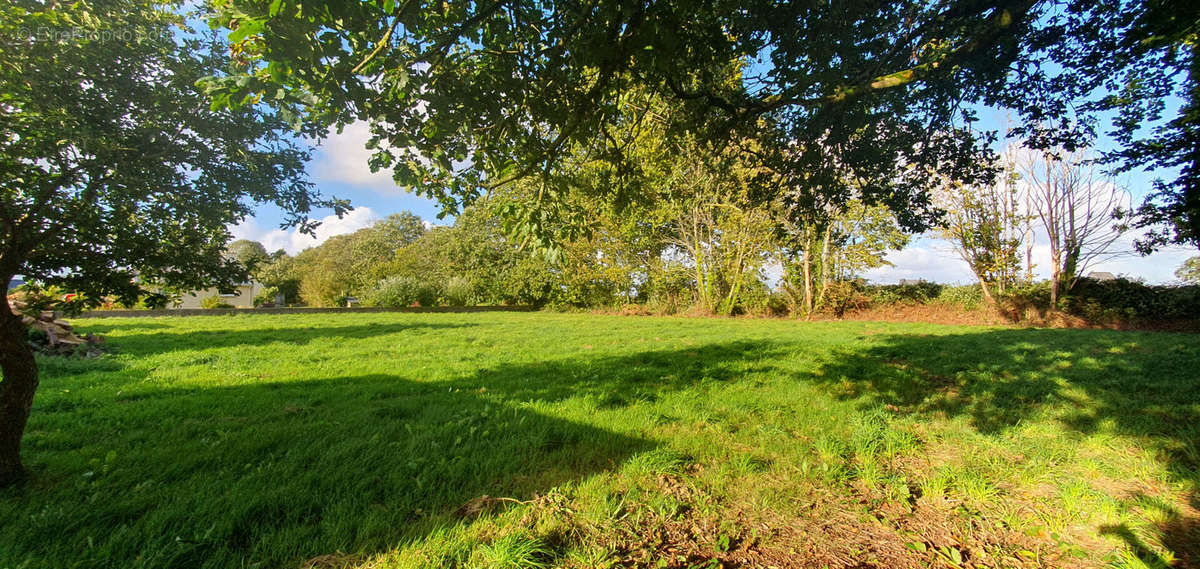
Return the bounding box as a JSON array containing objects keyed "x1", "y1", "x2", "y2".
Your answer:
[
  {"x1": 802, "y1": 251, "x2": 813, "y2": 315},
  {"x1": 817, "y1": 225, "x2": 832, "y2": 309},
  {"x1": 1049, "y1": 250, "x2": 1061, "y2": 308},
  {"x1": 1061, "y1": 247, "x2": 1080, "y2": 296},
  {"x1": 976, "y1": 274, "x2": 996, "y2": 307},
  {"x1": 0, "y1": 297, "x2": 38, "y2": 487}
]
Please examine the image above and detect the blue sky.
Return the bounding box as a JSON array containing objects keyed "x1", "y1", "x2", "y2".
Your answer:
[{"x1": 232, "y1": 111, "x2": 1199, "y2": 285}]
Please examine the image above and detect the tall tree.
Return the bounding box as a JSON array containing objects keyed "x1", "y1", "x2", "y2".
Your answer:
[
  {"x1": 0, "y1": 0, "x2": 345, "y2": 485},
  {"x1": 292, "y1": 212, "x2": 428, "y2": 306},
  {"x1": 936, "y1": 178, "x2": 1025, "y2": 305},
  {"x1": 1015, "y1": 148, "x2": 1129, "y2": 305},
  {"x1": 255, "y1": 252, "x2": 301, "y2": 303},
  {"x1": 227, "y1": 239, "x2": 270, "y2": 274},
  {"x1": 777, "y1": 199, "x2": 909, "y2": 314}
]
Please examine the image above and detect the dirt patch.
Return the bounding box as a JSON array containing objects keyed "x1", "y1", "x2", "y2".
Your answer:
[
  {"x1": 830, "y1": 303, "x2": 1010, "y2": 327},
  {"x1": 594, "y1": 475, "x2": 1071, "y2": 568},
  {"x1": 590, "y1": 301, "x2": 1200, "y2": 333}
]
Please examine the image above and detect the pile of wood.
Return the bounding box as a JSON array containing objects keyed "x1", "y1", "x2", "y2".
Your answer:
[{"x1": 10, "y1": 299, "x2": 104, "y2": 356}]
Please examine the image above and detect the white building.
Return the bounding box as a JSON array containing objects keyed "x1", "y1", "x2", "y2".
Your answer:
[{"x1": 171, "y1": 280, "x2": 264, "y2": 309}]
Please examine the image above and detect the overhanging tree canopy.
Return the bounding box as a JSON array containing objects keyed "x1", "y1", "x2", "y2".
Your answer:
[
  {"x1": 202, "y1": 0, "x2": 1034, "y2": 228},
  {"x1": 0, "y1": 0, "x2": 346, "y2": 485},
  {"x1": 204, "y1": 0, "x2": 1200, "y2": 249}
]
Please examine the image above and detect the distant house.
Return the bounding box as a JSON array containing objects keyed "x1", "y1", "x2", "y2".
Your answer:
[
  {"x1": 899, "y1": 279, "x2": 926, "y2": 285},
  {"x1": 171, "y1": 280, "x2": 263, "y2": 309},
  {"x1": 1087, "y1": 271, "x2": 1118, "y2": 281}
]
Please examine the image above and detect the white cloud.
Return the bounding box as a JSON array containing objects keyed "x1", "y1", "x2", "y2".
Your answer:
[
  {"x1": 311, "y1": 122, "x2": 399, "y2": 193},
  {"x1": 862, "y1": 233, "x2": 1193, "y2": 285},
  {"x1": 231, "y1": 207, "x2": 379, "y2": 255},
  {"x1": 862, "y1": 240, "x2": 977, "y2": 284}
]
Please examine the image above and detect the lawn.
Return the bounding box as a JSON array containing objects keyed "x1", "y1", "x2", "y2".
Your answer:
[{"x1": 1, "y1": 312, "x2": 1197, "y2": 568}]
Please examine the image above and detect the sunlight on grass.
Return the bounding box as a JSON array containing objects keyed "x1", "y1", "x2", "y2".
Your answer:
[{"x1": 2, "y1": 313, "x2": 1197, "y2": 568}]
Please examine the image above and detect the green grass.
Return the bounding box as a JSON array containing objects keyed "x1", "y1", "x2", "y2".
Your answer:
[{"x1": 2, "y1": 312, "x2": 1197, "y2": 568}]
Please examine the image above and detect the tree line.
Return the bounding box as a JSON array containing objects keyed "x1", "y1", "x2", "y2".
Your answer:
[{"x1": 223, "y1": 139, "x2": 1178, "y2": 321}]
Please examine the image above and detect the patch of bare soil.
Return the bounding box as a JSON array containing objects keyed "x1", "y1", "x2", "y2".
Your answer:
[
  {"x1": 592, "y1": 301, "x2": 1200, "y2": 332},
  {"x1": 598, "y1": 475, "x2": 1072, "y2": 569},
  {"x1": 831, "y1": 303, "x2": 1011, "y2": 327},
  {"x1": 818, "y1": 303, "x2": 1199, "y2": 333}
]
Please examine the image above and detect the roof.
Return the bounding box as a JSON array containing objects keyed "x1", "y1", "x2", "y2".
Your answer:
[{"x1": 1087, "y1": 271, "x2": 1118, "y2": 281}]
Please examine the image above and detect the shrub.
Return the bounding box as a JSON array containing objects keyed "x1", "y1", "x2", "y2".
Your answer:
[
  {"x1": 367, "y1": 276, "x2": 442, "y2": 307},
  {"x1": 765, "y1": 292, "x2": 791, "y2": 317},
  {"x1": 642, "y1": 268, "x2": 695, "y2": 315},
  {"x1": 866, "y1": 282, "x2": 943, "y2": 306},
  {"x1": 731, "y1": 279, "x2": 773, "y2": 316},
  {"x1": 1065, "y1": 278, "x2": 1200, "y2": 321},
  {"x1": 937, "y1": 284, "x2": 984, "y2": 310},
  {"x1": 415, "y1": 281, "x2": 443, "y2": 307},
  {"x1": 823, "y1": 281, "x2": 870, "y2": 317},
  {"x1": 997, "y1": 281, "x2": 1051, "y2": 320},
  {"x1": 253, "y1": 286, "x2": 281, "y2": 307},
  {"x1": 500, "y1": 257, "x2": 559, "y2": 307},
  {"x1": 201, "y1": 296, "x2": 235, "y2": 309},
  {"x1": 366, "y1": 276, "x2": 421, "y2": 307},
  {"x1": 10, "y1": 283, "x2": 89, "y2": 316},
  {"x1": 444, "y1": 276, "x2": 476, "y2": 306},
  {"x1": 25, "y1": 327, "x2": 49, "y2": 350}
]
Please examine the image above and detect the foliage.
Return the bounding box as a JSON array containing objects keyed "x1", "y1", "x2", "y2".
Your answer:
[
  {"x1": 206, "y1": 0, "x2": 1200, "y2": 256},
  {"x1": 823, "y1": 201, "x2": 911, "y2": 280},
  {"x1": 936, "y1": 173, "x2": 1025, "y2": 303},
  {"x1": 936, "y1": 285, "x2": 986, "y2": 311},
  {"x1": 822, "y1": 281, "x2": 871, "y2": 318},
  {"x1": 635, "y1": 138, "x2": 778, "y2": 315},
  {"x1": 226, "y1": 240, "x2": 270, "y2": 274},
  {"x1": 293, "y1": 212, "x2": 427, "y2": 306},
  {"x1": 639, "y1": 265, "x2": 697, "y2": 315},
  {"x1": 252, "y1": 286, "x2": 280, "y2": 307},
  {"x1": 7, "y1": 284, "x2": 90, "y2": 317},
  {"x1": 203, "y1": 0, "x2": 1037, "y2": 245},
  {"x1": 866, "y1": 283, "x2": 945, "y2": 306},
  {"x1": 254, "y1": 255, "x2": 300, "y2": 304},
  {"x1": 1064, "y1": 278, "x2": 1200, "y2": 322},
  {"x1": 0, "y1": 0, "x2": 345, "y2": 304},
  {"x1": 374, "y1": 205, "x2": 559, "y2": 307},
  {"x1": 777, "y1": 199, "x2": 910, "y2": 315},
  {"x1": 1079, "y1": 0, "x2": 1200, "y2": 250},
  {"x1": 3, "y1": 313, "x2": 1196, "y2": 567},
  {"x1": 364, "y1": 276, "x2": 423, "y2": 308},
  {"x1": 363, "y1": 276, "x2": 442, "y2": 308},
  {"x1": 200, "y1": 296, "x2": 235, "y2": 310},
  {"x1": 443, "y1": 277, "x2": 475, "y2": 307},
  {"x1": 856, "y1": 279, "x2": 1200, "y2": 324},
  {"x1": 1176, "y1": 256, "x2": 1200, "y2": 284}
]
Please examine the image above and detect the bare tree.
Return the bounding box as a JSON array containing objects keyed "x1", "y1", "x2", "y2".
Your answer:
[{"x1": 1015, "y1": 148, "x2": 1130, "y2": 306}]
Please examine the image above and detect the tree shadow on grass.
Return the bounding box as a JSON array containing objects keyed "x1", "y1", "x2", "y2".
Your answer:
[
  {"x1": 807, "y1": 327, "x2": 1200, "y2": 565},
  {"x1": 4, "y1": 340, "x2": 775, "y2": 569}
]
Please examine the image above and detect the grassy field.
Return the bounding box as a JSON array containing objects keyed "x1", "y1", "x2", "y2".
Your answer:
[{"x1": 1, "y1": 312, "x2": 1197, "y2": 569}]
